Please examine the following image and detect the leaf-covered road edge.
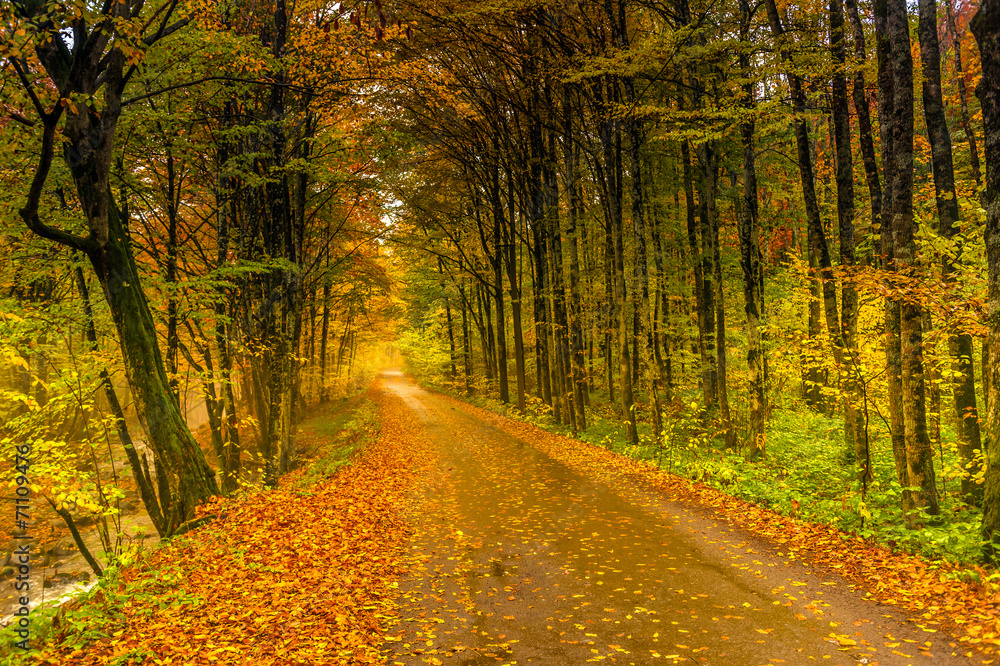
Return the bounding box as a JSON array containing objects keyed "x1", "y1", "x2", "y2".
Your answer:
[
  {"x1": 438, "y1": 393, "x2": 1000, "y2": 661},
  {"x1": 19, "y1": 388, "x2": 424, "y2": 665}
]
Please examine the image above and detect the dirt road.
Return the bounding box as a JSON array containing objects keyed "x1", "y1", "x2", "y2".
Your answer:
[{"x1": 378, "y1": 372, "x2": 973, "y2": 666}]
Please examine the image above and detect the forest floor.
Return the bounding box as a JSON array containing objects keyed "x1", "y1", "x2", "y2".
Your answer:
[{"x1": 5, "y1": 371, "x2": 1000, "y2": 664}]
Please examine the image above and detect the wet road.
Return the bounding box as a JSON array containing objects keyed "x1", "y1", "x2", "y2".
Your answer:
[{"x1": 379, "y1": 372, "x2": 973, "y2": 665}]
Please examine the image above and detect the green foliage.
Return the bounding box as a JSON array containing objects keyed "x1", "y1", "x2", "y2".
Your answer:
[
  {"x1": 395, "y1": 328, "x2": 453, "y2": 382},
  {"x1": 618, "y1": 407, "x2": 984, "y2": 564},
  {"x1": 0, "y1": 287, "x2": 134, "y2": 562}
]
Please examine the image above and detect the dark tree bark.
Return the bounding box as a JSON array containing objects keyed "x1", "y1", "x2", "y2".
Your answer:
[
  {"x1": 319, "y1": 282, "x2": 330, "y2": 403},
  {"x1": 438, "y1": 259, "x2": 458, "y2": 380},
  {"x1": 164, "y1": 151, "x2": 181, "y2": 403},
  {"x1": 75, "y1": 266, "x2": 166, "y2": 537},
  {"x1": 504, "y1": 161, "x2": 528, "y2": 411},
  {"x1": 919, "y1": 0, "x2": 984, "y2": 504},
  {"x1": 459, "y1": 277, "x2": 474, "y2": 394},
  {"x1": 487, "y1": 170, "x2": 510, "y2": 404},
  {"x1": 971, "y1": 0, "x2": 1000, "y2": 558},
  {"x1": 681, "y1": 141, "x2": 710, "y2": 408},
  {"x1": 886, "y1": 0, "x2": 940, "y2": 520},
  {"x1": 528, "y1": 85, "x2": 553, "y2": 407},
  {"x1": 831, "y1": 0, "x2": 867, "y2": 476},
  {"x1": 696, "y1": 149, "x2": 719, "y2": 412},
  {"x1": 845, "y1": 0, "x2": 883, "y2": 243},
  {"x1": 738, "y1": 0, "x2": 766, "y2": 459},
  {"x1": 563, "y1": 87, "x2": 587, "y2": 429},
  {"x1": 543, "y1": 103, "x2": 575, "y2": 429},
  {"x1": 611, "y1": 0, "x2": 663, "y2": 444},
  {"x1": 603, "y1": 84, "x2": 638, "y2": 443},
  {"x1": 875, "y1": 0, "x2": 908, "y2": 493},
  {"x1": 595, "y1": 76, "x2": 635, "y2": 439},
  {"x1": 480, "y1": 280, "x2": 496, "y2": 381}
]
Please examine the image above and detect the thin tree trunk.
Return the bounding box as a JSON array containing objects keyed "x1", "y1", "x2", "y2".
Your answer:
[
  {"x1": 845, "y1": 0, "x2": 883, "y2": 243},
  {"x1": 544, "y1": 111, "x2": 575, "y2": 429},
  {"x1": 697, "y1": 144, "x2": 719, "y2": 411},
  {"x1": 598, "y1": 80, "x2": 638, "y2": 442},
  {"x1": 459, "y1": 278, "x2": 473, "y2": 394},
  {"x1": 739, "y1": 0, "x2": 766, "y2": 458},
  {"x1": 482, "y1": 281, "x2": 496, "y2": 382},
  {"x1": 165, "y1": 152, "x2": 180, "y2": 403},
  {"x1": 682, "y1": 141, "x2": 709, "y2": 409},
  {"x1": 319, "y1": 282, "x2": 330, "y2": 403},
  {"x1": 832, "y1": 0, "x2": 866, "y2": 475},
  {"x1": 564, "y1": 87, "x2": 587, "y2": 428},
  {"x1": 490, "y1": 169, "x2": 510, "y2": 404},
  {"x1": 945, "y1": 0, "x2": 983, "y2": 187},
  {"x1": 620, "y1": 82, "x2": 662, "y2": 445},
  {"x1": 764, "y1": 0, "x2": 842, "y2": 410},
  {"x1": 505, "y1": 165, "x2": 527, "y2": 411},
  {"x1": 875, "y1": 0, "x2": 908, "y2": 493}
]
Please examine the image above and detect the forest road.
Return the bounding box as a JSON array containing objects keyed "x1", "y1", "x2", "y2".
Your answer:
[{"x1": 378, "y1": 371, "x2": 973, "y2": 666}]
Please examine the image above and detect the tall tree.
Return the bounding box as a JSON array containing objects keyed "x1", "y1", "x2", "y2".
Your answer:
[
  {"x1": 8, "y1": 0, "x2": 219, "y2": 532},
  {"x1": 919, "y1": 0, "x2": 984, "y2": 504},
  {"x1": 973, "y1": 0, "x2": 1000, "y2": 559},
  {"x1": 884, "y1": 0, "x2": 940, "y2": 520},
  {"x1": 738, "y1": 0, "x2": 766, "y2": 459}
]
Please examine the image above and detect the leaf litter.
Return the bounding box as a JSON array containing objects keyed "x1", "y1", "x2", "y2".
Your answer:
[{"x1": 22, "y1": 377, "x2": 1000, "y2": 664}]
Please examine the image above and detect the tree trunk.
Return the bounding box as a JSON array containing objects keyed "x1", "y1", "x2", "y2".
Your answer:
[
  {"x1": 319, "y1": 282, "x2": 330, "y2": 403},
  {"x1": 764, "y1": 0, "x2": 841, "y2": 410},
  {"x1": 564, "y1": 87, "x2": 588, "y2": 429},
  {"x1": 845, "y1": 0, "x2": 883, "y2": 245},
  {"x1": 87, "y1": 201, "x2": 220, "y2": 531},
  {"x1": 832, "y1": 0, "x2": 866, "y2": 476},
  {"x1": 621, "y1": 78, "x2": 662, "y2": 445},
  {"x1": 875, "y1": 0, "x2": 908, "y2": 494},
  {"x1": 165, "y1": 152, "x2": 180, "y2": 403},
  {"x1": 459, "y1": 278, "x2": 473, "y2": 394},
  {"x1": 600, "y1": 87, "x2": 638, "y2": 443},
  {"x1": 682, "y1": 141, "x2": 709, "y2": 409},
  {"x1": 739, "y1": 0, "x2": 767, "y2": 459},
  {"x1": 694, "y1": 145, "x2": 721, "y2": 412},
  {"x1": 75, "y1": 265, "x2": 166, "y2": 537},
  {"x1": 505, "y1": 165, "x2": 527, "y2": 411},
  {"x1": 887, "y1": 0, "x2": 940, "y2": 521},
  {"x1": 490, "y1": 169, "x2": 510, "y2": 404},
  {"x1": 971, "y1": 0, "x2": 1000, "y2": 558},
  {"x1": 919, "y1": 0, "x2": 984, "y2": 504},
  {"x1": 438, "y1": 258, "x2": 458, "y2": 380}
]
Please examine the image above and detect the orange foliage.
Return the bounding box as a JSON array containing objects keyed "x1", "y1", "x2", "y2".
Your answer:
[{"x1": 36, "y1": 391, "x2": 423, "y2": 665}]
